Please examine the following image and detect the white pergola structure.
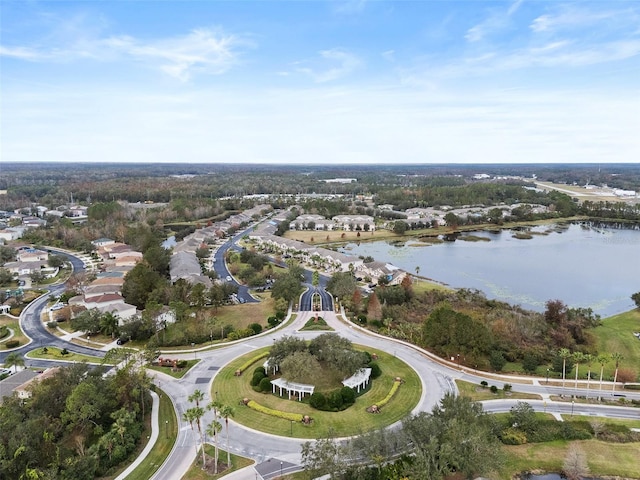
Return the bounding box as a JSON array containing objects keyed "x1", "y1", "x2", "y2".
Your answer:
[
  {"x1": 342, "y1": 368, "x2": 372, "y2": 393},
  {"x1": 263, "y1": 359, "x2": 279, "y2": 375},
  {"x1": 271, "y1": 378, "x2": 315, "y2": 401}
]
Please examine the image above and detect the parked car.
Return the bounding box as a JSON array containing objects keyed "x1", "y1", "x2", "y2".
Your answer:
[
  {"x1": 226, "y1": 276, "x2": 232, "y2": 282},
  {"x1": 116, "y1": 337, "x2": 129, "y2": 345}
]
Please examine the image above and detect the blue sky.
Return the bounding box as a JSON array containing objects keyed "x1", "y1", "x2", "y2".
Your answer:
[{"x1": 1, "y1": 0, "x2": 639, "y2": 164}]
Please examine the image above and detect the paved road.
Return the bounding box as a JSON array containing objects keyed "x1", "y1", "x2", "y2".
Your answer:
[{"x1": 0, "y1": 251, "x2": 107, "y2": 364}]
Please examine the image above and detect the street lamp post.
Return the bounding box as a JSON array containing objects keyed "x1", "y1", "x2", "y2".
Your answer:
[
  {"x1": 546, "y1": 368, "x2": 550, "y2": 385},
  {"x1": 280, "y1": 461, "x2": 283, "y2": 478},
  {"x1": 165, "y1": 420, "x2": 168, "y2": 439},
  {"x1": 571, "y1": 400, "x2": 575, "y2": 416}
]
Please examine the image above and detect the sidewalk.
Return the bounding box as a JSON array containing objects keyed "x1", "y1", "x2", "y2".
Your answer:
[{"x1": 114, "y1": 390, "x2": 160, "y2": 480}]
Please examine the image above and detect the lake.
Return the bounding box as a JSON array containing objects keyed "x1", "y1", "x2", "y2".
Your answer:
[{"x1": 340, "y1": 223, "x2": 640, "y2": 317}]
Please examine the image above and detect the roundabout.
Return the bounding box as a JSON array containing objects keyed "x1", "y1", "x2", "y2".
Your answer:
[{"x1": 211, "y1": 342, "x2": 422, "y2": 439}]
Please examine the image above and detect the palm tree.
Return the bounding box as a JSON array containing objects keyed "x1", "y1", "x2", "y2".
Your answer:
[
  {"x1": 188, "y1": 389, "x2": 205, "y2": 408},
  {"x1": 597, "y1": 353, "x2": 609, "y2": 399},
  {"x1": 611, "y1": 353, "x2": 624, "y2": 395},
  {"x1": 219, "y1": 405, "x2": 235, "y2": 467},
  {"x1": 208, "y1": 399, "x2": 222, "y2": 422},
  {"x1": 4, "y1": 352, "x2": 24, "y2": 373},
  {"x1": 559, "y1": 348, "x2": 572, "y2": 391},
  {"x1": 182, "y1": 410, "x2": 198, "y2": 457},
  {"x1": 583, "y1": 354, "x2": 594, "y2": 398},
  {"x1": 572, "y1": 352, "x2": 585, "y2": 396},
  {"x1": 185, "y1": 406, "x2": 206, "y2": 468},
  {"x1": 206, "y1": 420, "x2": 222, "y2": 474},
  {"x1": 99, "y1": 312, "x2": 120, "y2": 339}
]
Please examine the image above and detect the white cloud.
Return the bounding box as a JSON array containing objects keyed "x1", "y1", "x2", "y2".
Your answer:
[
  {"x1": 0, "y1": 27, "x2": 245, "y2": 81},
  {"x1": 3, "y1": 84, "x2": 638, "y2": 164},
  {"x1": 297, "y1": 48, "x2": 363, "y2": 83},
  {"x1": 530, "y1": 6, "x2": 634, "y2": 33}
]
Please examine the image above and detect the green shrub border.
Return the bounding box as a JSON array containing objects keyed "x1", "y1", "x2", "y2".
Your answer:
[
  {"x1": 372, "y1": 378, "x2": 402, "y2": 410},
  {"x1": 246, "y1": 400, "x2": 304, "y2": 422},
  {"x1": 237, "y1": 352, "x2": 268, "y2": 375}
]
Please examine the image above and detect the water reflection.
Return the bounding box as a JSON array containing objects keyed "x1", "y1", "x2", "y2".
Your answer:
[{"x1": 340, "y1": 223, "x2": 640, "y2": 316}]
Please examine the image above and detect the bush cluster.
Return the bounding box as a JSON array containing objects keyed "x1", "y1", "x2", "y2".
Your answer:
[
  {"x1": 0, "y1": 326, "x2": 8, "y2": 339},
  {"x1": 246, "y1": 400, "x2": 303, "y2": 422},
  {"x1": 309, "y1": 387, "x2": 357, "y2": 411},
  {"x1": 238, "y1": 352, "x2": 268, "y2": 375},
  {"x1": 373, "y1": 379, "x2": 402, "y2": 410},
  {"x1": 5, "y1": 340, "x2": 19, "y2": 349}
]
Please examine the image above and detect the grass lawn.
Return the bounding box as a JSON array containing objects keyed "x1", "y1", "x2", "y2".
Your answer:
[
  {"x1": 564, "y1": 415, "x2": 640, "y2": 429},
  {"x1": 212, "y1": 346, "x2": 422, "y2": 439},
  {"x1": 147, "y1": 359, "x2": 199, "y2": 379},
  {"x1": 0, "y1": 314, "x2": 28, "y2": 348},
  {"x1": 26, "y1": 345, "x2": 107, "y2": 364},
  {"x1": 159, "y1": 295, "x2": 276, "y2": 349},
  {"x1": 496, "y1": 440, "x2": 640, "y2": 480},
  {"x1": 593, "y1": 309, "x2": 640, "y2": 379},
  {"x1": 456, "y1": 380, "x2": 542, "y2": 401},
  {"x1": 119, "y1": 388, "x2": 178, "y2": 480},
  {"x1": 182, "y1": 446, "x2": 254, "y2": 480}
]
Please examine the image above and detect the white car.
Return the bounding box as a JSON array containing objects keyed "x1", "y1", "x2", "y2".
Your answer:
[{"x1": 226, "y1": 276, "x2": 232, "y2": 282}]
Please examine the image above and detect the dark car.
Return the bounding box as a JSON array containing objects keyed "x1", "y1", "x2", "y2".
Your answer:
[{"x1": 116, "y1": 337, "x2": 129, "y2": 345}]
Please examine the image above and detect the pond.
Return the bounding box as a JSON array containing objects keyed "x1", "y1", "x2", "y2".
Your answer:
[{"x1": 340, "y1": 223, "x2": 640, "y2": 317}]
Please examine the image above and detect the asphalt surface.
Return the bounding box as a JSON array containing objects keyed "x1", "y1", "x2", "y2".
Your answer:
[{"x1": 3, "y1": 238, "x2": 639, "y2": 480}]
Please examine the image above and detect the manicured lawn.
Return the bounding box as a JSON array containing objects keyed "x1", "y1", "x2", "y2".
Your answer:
[
  {"x1": 182, "y1": 446, "x2": 254, "y2": 480},
  {"x1": 212, "y1": 346, "x2": 422, "y2": 438},
  {"x1": 147, "y1": 359, "x2": 199, "y2": 379},
  {"x1": 564, "y1": 415, "x2": 640, "y2": 429},
  {"x1": 456, "y1": 380, "x2": 542, "y2": 401},
  {"x1": 0, "y1": 315, "x2": 28, "y2": 348},
  {"x1": 593, "y1": 309, "x2": 640, "y2": 379},
  {"x1": 496, "y1": 440, "x2": 640, "y2": 480},
  {"x1": 120, "y1": 388, "x2": 178, "y2": 480},
  {"x1": 26, "y1": 345, "x2": 106, "y2": 364}
]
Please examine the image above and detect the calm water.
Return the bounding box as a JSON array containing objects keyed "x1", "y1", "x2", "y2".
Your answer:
[{"x1": 340, "y1": 224, "x2": 640, "y2": 317}]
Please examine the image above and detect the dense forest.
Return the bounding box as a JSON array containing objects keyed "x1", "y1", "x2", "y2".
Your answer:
[{"x1": 0, "y1": 363, "x2": 152, "y2": 480}]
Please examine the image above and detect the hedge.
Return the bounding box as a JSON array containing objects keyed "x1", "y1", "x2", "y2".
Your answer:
[
  {"x1": 237, "y1": 352, "x2": 268, "y2": 375},
  {"x1": 246, "y1": 400, "x2": 304, "y2": 422},
  {"x1": 372, "y1": 379, "x2": 402, "y2": 410},
  {"x1": 0, "y1": 326, "x2": 8, "y2": 339},
  {"x1": 5, "y1": 340, "x2": 20, "y2": 349}
]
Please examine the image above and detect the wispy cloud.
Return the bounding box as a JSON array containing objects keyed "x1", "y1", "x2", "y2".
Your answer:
[
  {"x1": 0, "y1": 27, "x2": 246, "y2": 81},
  {"x1": 297, "y1": 48, "x2": 363, "y2": 83},
  {"x1": 530, "y1": 5, "x2": 636, "y2": 33},
  {"x1": 465, "y1": 0, "x2": 522, "y2": 43},
  {"x1": 332, "y1": 0, "x2": 368, "y2": 15}
]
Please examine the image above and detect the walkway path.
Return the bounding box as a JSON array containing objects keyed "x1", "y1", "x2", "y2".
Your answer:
[{"x1": 114, "y1": 390, "x2": 160, "y2": 480}]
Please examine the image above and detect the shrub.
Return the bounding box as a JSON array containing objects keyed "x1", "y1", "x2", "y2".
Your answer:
[
  {"x1": 248, "y1": 323, "x2": 263, "y2": 335},
  {"x1": 369, "y1": 362, "x2": 382, "y2": 379},
  {"x1": 373, "y1": 379, "x2": 402, "y2": 410},
  {"x1": 246, "y1": 400, "x2": 303, "y2": 422},
  {"x1": 357, "y1": 314, "x2": 367, "y2": 324},
  {"x1": 254, "y1": 366, "x2": 266, "y2": 375},
  {"x1": 237, "y1": 351, "x2": 268, "y2": 375},
  {"x1": 480, "y1": 380, "x2": 488, "y2": 388},
  {"x1": 251, "y1": 371, "x2": 266, "y2": 387},
  {"x1": 501, "y1": 428, "x2": 528, "y2": 445},
  {"x1": 259, "y1": 377, "x2": 272, "y2": 392},
  {"x1": 5, "y1": 340, "x2": 19, "y2": 349},
  {"x1": 522, "y1": 352, "x2": 539, "y2": 373},
  {"x1": 490, "y1": 351, "x2": 506, "y2": 371},
  {"x1": 490, "y1": 385, "x2": 498, "y2": 393},
  {"x1": 47, "y1": 321, "x2": 58, "y2": 329},
  {"x1": 176, "y1": 360, "x2": 188, "y2": 368},
  {"x1": 0, "y1": 326, "x2": 7, "y2": 339},
  {"x1": 61, "y1": 348, "x2": 69, "y2": 355},
  {"x1": 309, "y1": 392, "x2": 327, "y2": 410},
  {"x1": 503, "y1": 383, "x2": 512, "y2": 392},
  {"x1": 328, "y1": 390, "x2": 344, "y2": 410},
  {"x1": 340, "y1": 386, "x2": 356, "y2": 405}
]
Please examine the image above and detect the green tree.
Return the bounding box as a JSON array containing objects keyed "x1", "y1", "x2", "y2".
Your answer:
[
  {"x1": 71, "y1": 308, "x2": 102, "y2": 334},
  {"x1": 326, "y1": 272, "x2": 357, "y2": 301},
  {"x1": 611, "y1": 352, "x2": 624, "y2": 395},
  {"x1": 3, "y1": 352, "x2": 25, "y2": 373},
  {"x1": 280, "y1": 351, "x2": 320, "y2": 383},
  {"x1": 48, "y1": 255, "x2": 65, "y2": 269},
  {"x1": 393, "y1": 220, "x2": 408, "y2": 235},
  {"x1": 219, "y1": 405, "x2": 235, "y2": 467},
  {"x1": 631, "y1": 292, "x2": 640, "y2": 309},
  {"x1": 99, "y1": 312, "x2": 120, "y2": 339},
  {"x1": 559, "y1": 348, "x2": 572, "y2": 390},
  {"x1": 121, "y1": 263, "x2": 165, "y2": 309},
  {"x1": 509, "y1": 401, "x2": 538, "y2": 434},
  {"x1": 206, "y1": 420, "x2": 222, "y2": 473}
]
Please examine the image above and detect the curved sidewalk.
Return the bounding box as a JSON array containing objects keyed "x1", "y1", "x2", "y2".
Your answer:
[{"x1": 114, "y1": 390, "x2": 160, "y2": 480}]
